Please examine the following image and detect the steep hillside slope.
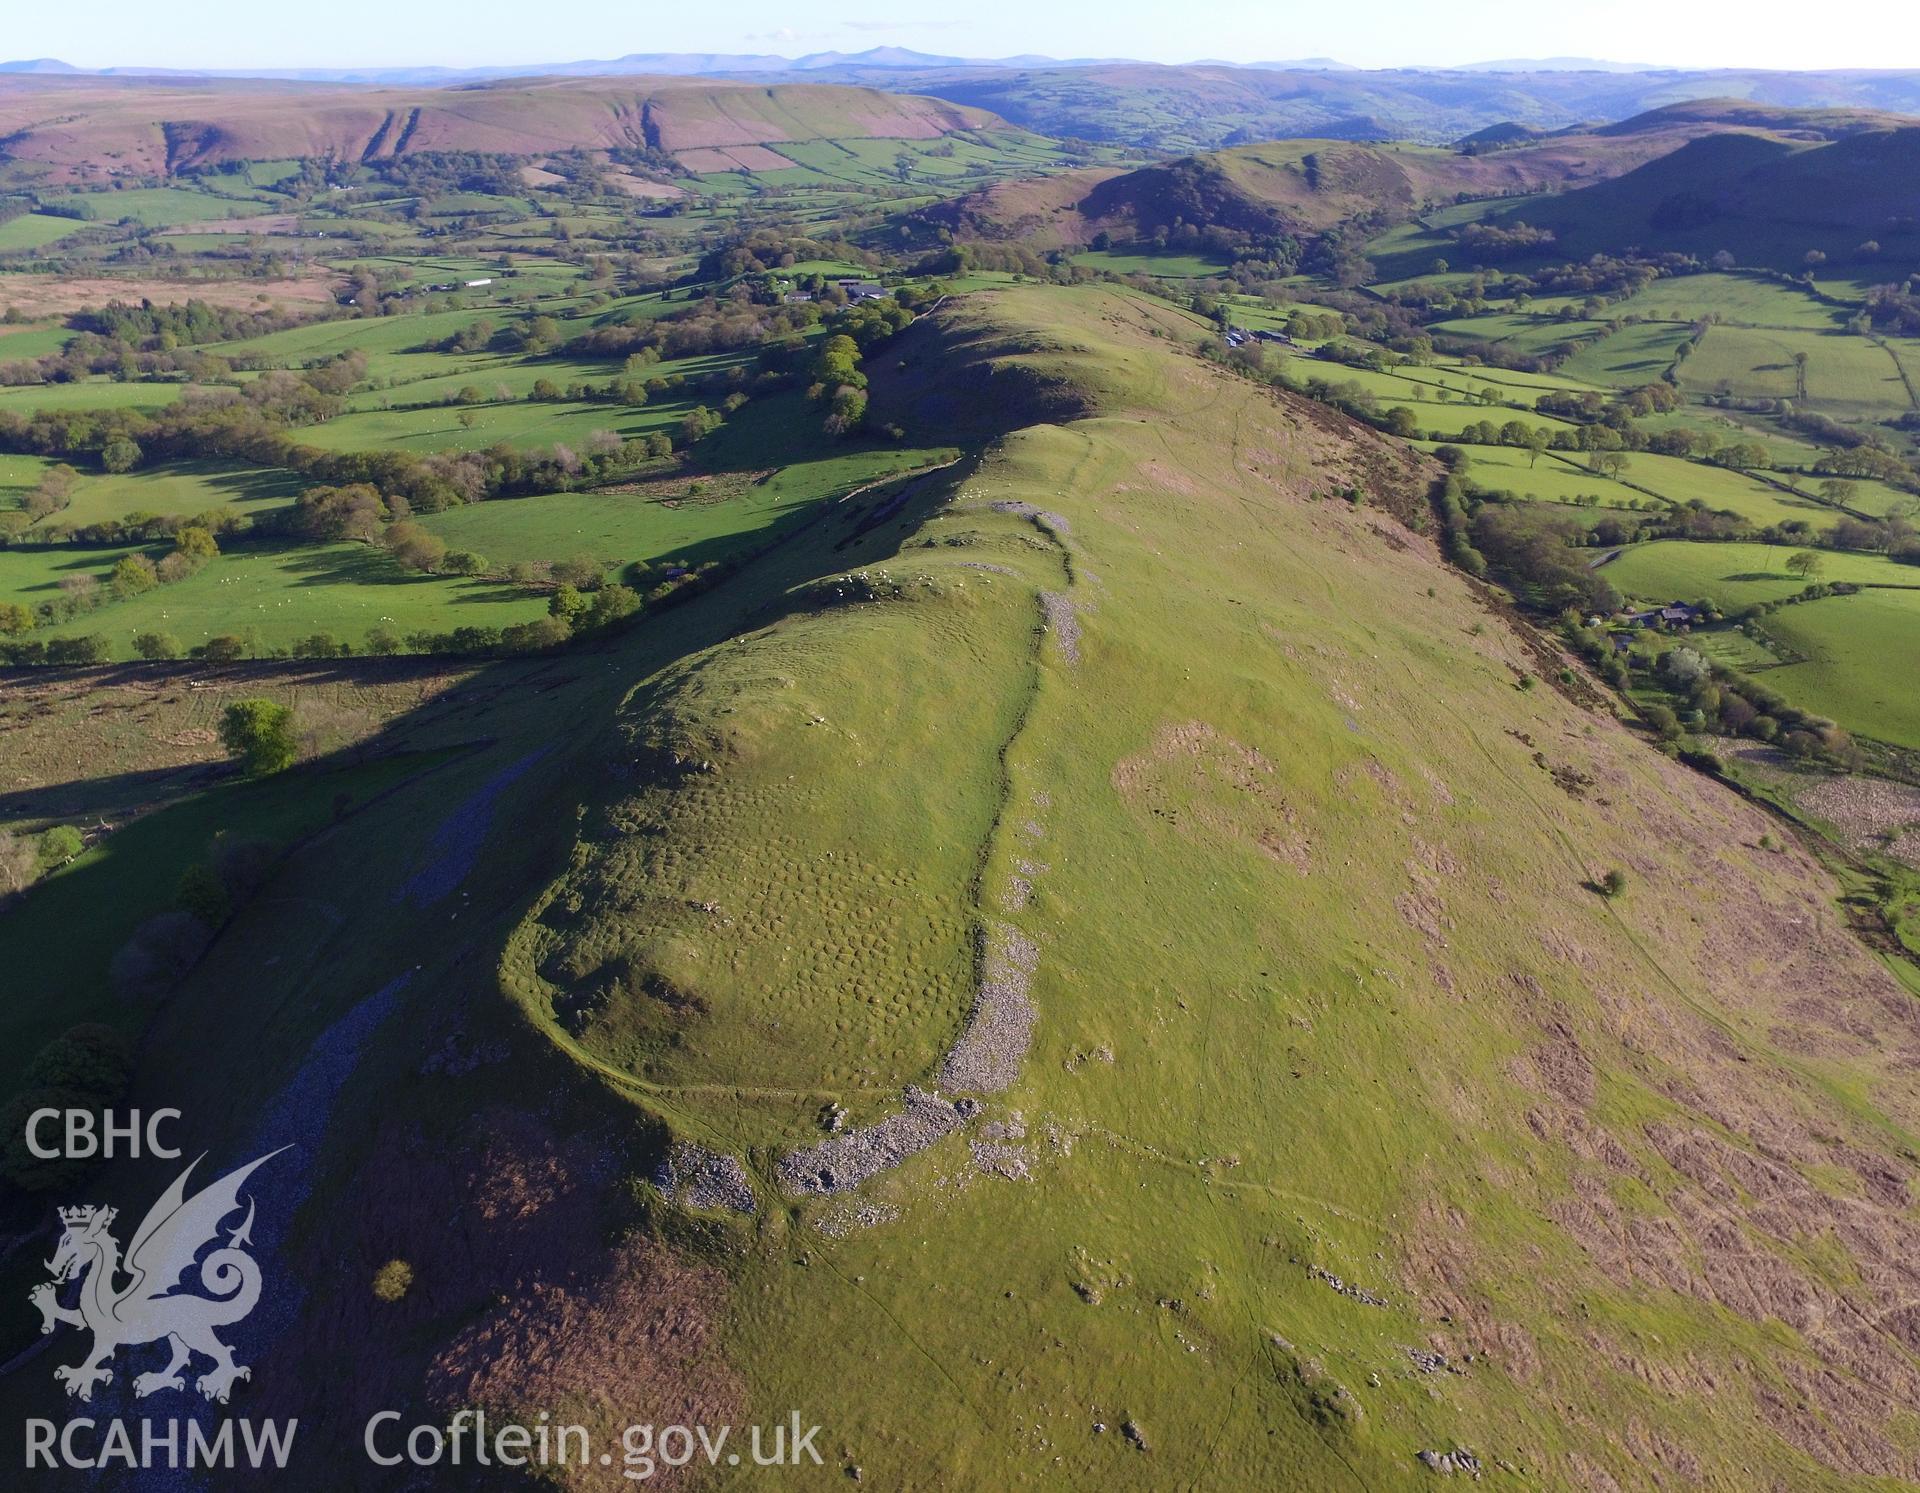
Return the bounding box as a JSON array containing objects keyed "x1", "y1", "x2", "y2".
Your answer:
[
  {"x1": 0, "y1": 75, "x2": 997, "y2": 180},
  {"x1": 1595, "y1": 97, "x2": 1919, "y2": 140},
  {"x1": 9, "y1": 286, "x2": 1915, "y2": 1489},
  {"x1": 1510, "y1": 123, "x2": 1920, "y2": 265},
  {"x1": 925, "y1": 109, "x2": 1870, "y2": 249},
  {"x1": 489, "y1": 286, "x2": 1920, "y2": 1486}
]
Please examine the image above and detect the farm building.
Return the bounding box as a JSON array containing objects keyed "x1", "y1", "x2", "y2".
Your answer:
[{"x1": 1622, "y1": 603, "x2": 1705, "y2": 628}]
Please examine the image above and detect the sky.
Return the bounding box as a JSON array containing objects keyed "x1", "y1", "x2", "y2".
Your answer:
[{"x1": 2, "y1": 0, "x2": 1908, "y2": 73}]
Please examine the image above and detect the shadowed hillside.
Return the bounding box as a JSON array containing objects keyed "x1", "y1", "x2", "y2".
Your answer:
[
  {"x1": 920, "y1": 108, "x2": 1860, "y2": 250},
  {"x1": 1507, "y1": 120, "x2": 1920, "y2": 266}
]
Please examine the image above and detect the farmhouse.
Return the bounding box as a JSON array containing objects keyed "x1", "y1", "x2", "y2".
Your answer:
[
  {"x1": 1621, "y1": 603, "x2": 1705, "y2": 628},
  {"x1": 838, "y1": 279, "x2": 885, "y2": 300}
]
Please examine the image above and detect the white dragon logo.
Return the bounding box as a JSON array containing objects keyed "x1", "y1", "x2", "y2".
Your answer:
[{"x1": 29, "y1": 1149, "x2": 287, "y2": 1405}]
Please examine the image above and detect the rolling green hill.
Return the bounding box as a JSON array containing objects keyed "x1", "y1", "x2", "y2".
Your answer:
[
  {"x1": 16, "y1": 284, "x2": 1910, "y2": 1487},
  {"x1": 923, "y1": 104, "x2": 1894, "y2": 253}
]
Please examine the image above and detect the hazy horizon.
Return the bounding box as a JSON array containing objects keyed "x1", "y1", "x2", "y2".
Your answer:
[{"x1": 4, "y1": 0, "x2": 1913, "y2": 76}]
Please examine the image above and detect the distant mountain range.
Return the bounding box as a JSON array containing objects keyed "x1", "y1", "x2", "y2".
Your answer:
[
  {"x1": 6, "y1": 54, "x2": 1920, "y2": 156},
  {"x1": 0, "y1": 48, "x2": 1143, "y2": 84},
  {"x1": 0, "y1": 52, "x2": 1704, "y2": 85}
]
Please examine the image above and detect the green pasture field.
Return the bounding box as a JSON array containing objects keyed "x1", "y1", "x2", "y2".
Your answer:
[
  {"x1": 218, "y1": 305, "x2": 502, "y2": 364},
  {"x1": 1426, "y1": 443, "x2": 1641, "y2": 508},
  {"x1": 1412, "y1": 399, "x2": 1578, "y2": 440},
  {"x1": 37, "y1": 186, "x2": 280, "y2": 228},
  {"x1": 1680, "y1": 325, "x2": 1810, "y2": 400},
  {"x1": 1606, "y1": 273, "x2": 1846, "y2": 329},
  {"x1": 779, "y1": 259, "x2": 877, "y2": 281},
  {"x1": 1760, "y1": 586, "x2": 1920, "y2": 748},
  {"x1": 732, "y1": 132, "x2": 1083, "y2": 195},
  {"x1": 1881, "y1": 337, "x2": 1920, "y2": 407},
  {"x1": 1277, "y1": 355, "x2": 1585, "y2": 426},
  {"x1": 422, "y1": 193, "x2": 536, "y2": 217},
  {"x1": 1431, "y1": 362, "x2": 1611, "y2": 397},
  {"x1": 1371, "y1": 271, "x2": 1487, "y2": 298},
  {"x1": 1804, "y1": 336, "x2": 1915, "y2": 419},
  {"x1": 0, "y1": 321, "x2": 71, "y2": 361},
  {"x1": 1632, "y1": 409, "x2": 1828, "y2": 471},
  {"x1": 216, "y1": 308, "x2": 574, "y2": 387},
  {"x1": 1806, "y1": 274, "x2": 1884, "y2": 302},
  {"x1": 8, "y1": 460, "x2": 301, "y2": 529},
  {"x1": 304, "y1": 215, "x2": 412, "y2": 241},
  {"x1": 1424, "y1": 193, "x2": 1552, "y2": 228},
  {"x1": 1687, "y1": 626, "x2": 1784, "y2": 672},
  {"x1": 1607, "y1": 451, "x2": 1841, "y2": 527},
  {"x1": 0, "y1": 451, "x2": 44, "y2": 508},
  {"x1": 762, "y1": 140, "x2": 920, "y2": 187},
  {"x1": 422, "y1": 442, "x2": 955, "y2": 572},
  {"x1": 1427, "y1": 313, "x2": 1610, "y2": 356},
  {"x1": 239, "y1": 159, "x2": 304, "y2": 187},
  {"x1": 0, "y1": 377, "x2": 180, "y2": 413},
  {"x1": 340, "y1": 347, "x2": 757, "y2": 412},
  {"x1": 1218, "y1": 297, "x2": 1302, "y2": 333},
  {"x1": 4, "y1": 393, "x2": 955, "y2": 658},
  {"x1": 1069, "y1": 248, "x2": 1230, "y2": 278},
  {"x1": 7, "y1": 539, "x2": 551, "y2": 659},
  {"x1": 1366, "y1": 221, "x2": 1451, "y2": 260},
  {"x1": 295, "y1": 394, "x2": 681, "y2": 455},
  {"x1": 1681, "y1": 326, "x2": 1914, "y2": 418},
  {"x1": 1601, "y1": 539, "x2": 1920, "y2": 608},
  {"x1": 0, "y1": 215, "x2": 93, "y2": 253},
  {"x1": 330, "y1": 254, "x2": 547, "y2": 293},
  {"x1": 1555, "y1": 322, "x2": 1692, "y2": 386},
  {"x1": 1829, "y1": 477, "x2": 1920, "y2": 519}
]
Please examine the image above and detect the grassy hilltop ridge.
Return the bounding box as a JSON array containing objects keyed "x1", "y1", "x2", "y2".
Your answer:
[
  {"x1": 0, "y1": 54, "x2": 1917, "y2": 1472},
  {"x1": 212, "y1": 283, "x2": 1917, "y2": 1487},
  {"x1": 0, "y1": 282, "x2": 1907, "y2": 1487}
]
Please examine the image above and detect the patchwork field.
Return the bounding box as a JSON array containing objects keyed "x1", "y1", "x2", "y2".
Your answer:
[
  {"x1": 1681, "y1": 325, "x2": 1913, "y2": 419},
  {"x1": 1761, "y1": 586, "x2": 1920, "y2": 748},
  {"x1": 1607, "y1": 273, "x2": 1847, "y2": 329},
  {"x1": 4, "y1": 459, "x2": 300, "y2": 529},
  {"x1": 1601, "y1": 538, "x2": 1920, "y2": 607},
  {"x1": 4, "y1": 539, "x2": 552, "y2": 658},
  {"x1": 1556, "y1": 321, "x2": 1693, "y2": 386}
]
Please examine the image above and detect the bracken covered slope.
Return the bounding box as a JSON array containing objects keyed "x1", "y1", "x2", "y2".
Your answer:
[{"x1": 495, "y1": 286, "x2": 1920, "y2": 1487}]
